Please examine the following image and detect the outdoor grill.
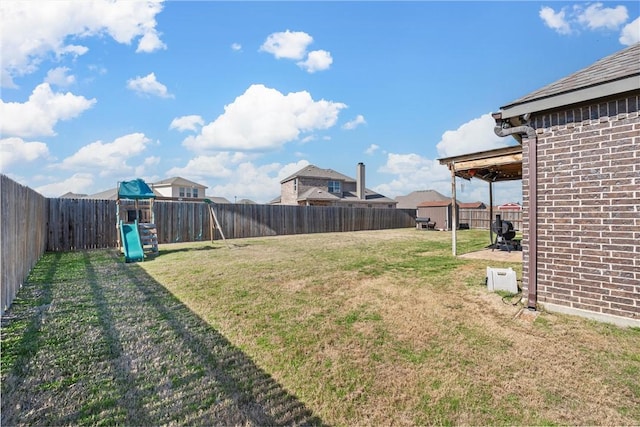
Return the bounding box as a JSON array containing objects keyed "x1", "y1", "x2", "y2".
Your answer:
[{"x1": 491, "y1": 215, "x2": 519, "y2": 252}]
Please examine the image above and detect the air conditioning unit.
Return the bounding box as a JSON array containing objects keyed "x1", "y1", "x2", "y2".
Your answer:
[{"x1": 486, "y1": 267, "x2": 518, "y2": 293}]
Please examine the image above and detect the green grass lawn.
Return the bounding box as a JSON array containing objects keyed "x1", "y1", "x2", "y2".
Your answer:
[{"x1": 2, "y1": 228, "x2": 639, "y2": 426}]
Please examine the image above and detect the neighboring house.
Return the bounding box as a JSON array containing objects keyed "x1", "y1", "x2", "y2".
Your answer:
[
  {"x1": 81, "y1": 177, "x2": 217, "y2": 202},
  {"x1": 151, "y1": 177, "x2": 207, "y2": 200},
  {"x1": 279, "y1": 163, "x2": 397, "y2": 208},
  {"x1": 459, "y1": 201, "x2": 486, "y2": 209},
  {"x1": 395, "y1": 189, "x2": 449, "y2": 209},
  {"x1": 416, "y1": 200, "x2": 459, "y2": 231},
  {"x1": 85, "y1": 187, "x2": 120, "y2": 200},
  {"x1": 497, "y1": 202, "x2": 522, "y2": 211},
  {"x1": 207, "y1": 196, "x2": 232, "y2": 204},
  {"x1": 59, "y1": 192, "x2": 88, "y2": 199},
  {"x1": 490, "y1": 43, "x2": 640, "y2": 326},
  {"x1": 236, "y1": 198, "x2": 257, "y2": 205}
]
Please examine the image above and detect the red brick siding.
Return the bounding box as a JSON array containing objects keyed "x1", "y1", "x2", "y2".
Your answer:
[{"x1": 523, "y1": 93, "x2": 640, "y2": 321}]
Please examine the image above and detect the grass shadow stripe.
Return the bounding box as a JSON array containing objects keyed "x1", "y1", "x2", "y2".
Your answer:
[{"x1": 114, "y1": 251, "x2": 324, "y2": 426}]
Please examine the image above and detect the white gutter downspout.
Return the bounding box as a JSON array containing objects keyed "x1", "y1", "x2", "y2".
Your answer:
[{"x1": 494, "y1": 118, "x2": 538, "y2": 311}]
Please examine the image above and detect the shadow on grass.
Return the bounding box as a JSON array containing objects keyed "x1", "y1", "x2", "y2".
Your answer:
[
  {"x1": 157, "y1": 244, "x2": 223, "y2": 256},
  {"x1": 1, "y1": 250, "x2": 323, "y2": 426}
]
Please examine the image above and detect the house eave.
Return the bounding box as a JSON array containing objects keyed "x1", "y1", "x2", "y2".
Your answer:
[{"x1": 499, "y1": 75, "x2": 640, "y2": 119}]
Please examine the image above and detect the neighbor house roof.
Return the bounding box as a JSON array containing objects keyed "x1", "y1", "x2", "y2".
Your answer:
[
  {"x1": 236, "y1": 198, "x2": 257, "y2": 205},
  {"x1": 86, "y1": 188, "x2": 119, "y2": 200},
  {"x1": 497, "y1": 202, "x2": 522, "y2": 211},
  {"x1": 281, "y1": 165, "x2": 354, "y2": 184},
  {"x1": 395, "y1": 190, "x2": 449, "y2": 209},
  {"x1": 59, "y1": 192, "x2": 88, "y2": 199},
  {"x1": 417, "y1": 200, "x2": 454, "y2": 208},
  {"x1": 459, "y1": 201, "x2": 486, "y2": 209},
  {"x1": 499, "y1": 43, "x2": 640, "y2": 119},
  {"x1": 152, "y1": 177, "x2": 208, "y2": 188},
  {"x1": 298, "y1": 187, "x2": 341, "y2": 202},
  {"x1": 342, "y1": 189, "x2": 396, "y2": 204},
  {"x1": 207, "y1": 196, "x2": 231, "y2": 204}
]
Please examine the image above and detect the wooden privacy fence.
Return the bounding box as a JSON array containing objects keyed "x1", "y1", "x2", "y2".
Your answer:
[
  {"x1": 459, "y1": 208, "x2": 522, "y2": 231},
  {"x1": 40, "y1": 201, "x2": 524, "y2": 252},
  {"x1": 1, "y1": 175, "x2": 48, "y2": 314},
  {"x1": 44, "y1": 200, "x2": 417, "y2": 251},
  {"x1": 47, "y1": 198, "x2": 119, "y2": 251}
]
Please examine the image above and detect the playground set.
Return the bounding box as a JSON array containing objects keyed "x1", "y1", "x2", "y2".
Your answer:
[
  {"x1": 116, "y1": 179, "x2": 229, "y2": 262},
  {"x1": 116, "y1": 179, "x2": 159, "y2": 262}
]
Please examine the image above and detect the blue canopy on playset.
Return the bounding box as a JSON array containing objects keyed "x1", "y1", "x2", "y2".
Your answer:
[{"x1": 118, "y1": 179, "x2": 156, "y2": 200}]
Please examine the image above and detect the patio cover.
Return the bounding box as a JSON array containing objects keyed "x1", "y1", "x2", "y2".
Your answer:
[
  {"x1": 118, "y1": 179, "x2": 156, "y2": 200},
  {"x1": 438, "y1": 145, "x2": 522, "y2": 255},
  {"x1": 438, "y1": 145, "x2": 522, "y2": 183}
]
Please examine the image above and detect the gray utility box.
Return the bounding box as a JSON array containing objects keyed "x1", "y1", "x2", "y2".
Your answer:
[{"x1": 486, "y1": 267, "x2": 518, "y2": 294}]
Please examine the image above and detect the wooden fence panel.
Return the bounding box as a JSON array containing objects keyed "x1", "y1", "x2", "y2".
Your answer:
[
  {"x1": 1, "y1": 175, "x2": 48, "y2": 314},
  {"x1": 46, "y1": 198, "x2": 118, "y2": 251},
  {"x1": 458, "y1": 209, "x2": 522, "y2": 231}
]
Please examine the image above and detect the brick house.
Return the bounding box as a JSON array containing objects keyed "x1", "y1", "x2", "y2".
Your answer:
[
  {"x1": 278, "y1": 163, "x2": 397, "y2": 208},
  {"x1": 491, "y1": 43, "x2": 640, "y2": 327}
]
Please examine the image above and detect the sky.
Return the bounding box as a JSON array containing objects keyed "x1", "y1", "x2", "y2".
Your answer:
[{"x1": 1, "y1": 1, "x2": 639, "y2": 205}]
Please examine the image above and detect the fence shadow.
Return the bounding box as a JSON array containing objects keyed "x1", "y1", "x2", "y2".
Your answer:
[
  {"x1": 1, "y1": 250, "x2": 324, "y2": 426},
  {"x1": 156, "y1": 244, "x2": 224, "y2": 256}
]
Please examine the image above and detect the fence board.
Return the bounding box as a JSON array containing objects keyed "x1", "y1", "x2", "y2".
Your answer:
[{"x1": 459, "y1": 208, "x2": 522, "y2": 231}]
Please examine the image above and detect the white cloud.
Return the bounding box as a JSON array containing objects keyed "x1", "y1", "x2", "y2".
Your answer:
[
  {"x1": 436, "y1": 113, "x2": 514, "y2": 158},
  {"x1": 59, "y1": 133, "x2": 151, "y2": 176},
  {"x1": 540, "y1": 6, "x2": 572, "y2": 35},
  {"x1": 375, "y1": 153, "x2": 452, "y2": 199},
  {"x1": 35, "y1": 173, "x2": 94, "y2": 197},
  {"x1": 134, "y1": 156, "x2": 161, "y2": 176},
  {"x1": 375, "y1": 113, "x2": 523, "y2": 204},
  {"x1": 260, "y1": 30, "x2": 313, "y2": 60},
  {"x1": 127, "y1": 72, "x2": 173, "y2": 98},
  {"x1": 166, "y1": 152, "x2": 248, "y2": 179},
  {"x1": 365, "y1": 144, "x2": 379, "y2": 155},
  {"x1": 0, "y1": 83, "x2": 96, "y2": 138},
  {"x1": 300, "y1": 135, "x2": 317, "y2": 143},
  {"x1": 343, "y1": 114, "x2": 367, "y2": 130},
  {"x1": 231, "y1": 43, "x2": 242, "y2": 51},
  {"x1": 260, "y1": 30, "x2": 333, "y2": 73},
  {"x1": 136, "y1": 30, "x2": 166, "y2": 53},
  {"x1": 376, "y1": 152, "x2": 522, "y2": 205},
  {"x1": 0, "y1": 137, "x2": 50, "y2": 170},
  {"x1": 170, "y1": 115, "x2": 204, "y2": 132},
  {"x1": 576, "y1": 3, "x2": 628, "y2": 30},
  {"x1": 620, "y1": 17, "x2": 640, "y2": 45},
  {"x1": 297, "y1": 50, "x2": 333, "y2": 73},
  {"x1": 183, "y1": 84, "x2": 346, "y2": 152},
  {"x1": 44, "y1": 67, "x2": 76, "y2": 87},
  {"x1": 540, "y1": 3, "x2": 637, "y2": 45},
  {"x1": 0, "y1": 0, "x2": 166, "y2": 87}
]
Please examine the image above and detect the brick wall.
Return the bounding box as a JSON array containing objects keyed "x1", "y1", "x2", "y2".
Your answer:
[{"x1": 524, "y1": 93, "x2": 640, "y2": 322}]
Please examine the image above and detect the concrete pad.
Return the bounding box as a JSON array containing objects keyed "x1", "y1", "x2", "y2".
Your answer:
[{"x1": 457, "y1": 248, "x2": 523, "y2": 263}]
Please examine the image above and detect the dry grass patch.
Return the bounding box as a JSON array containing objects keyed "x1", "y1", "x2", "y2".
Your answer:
[{"x1": 139, "y1": 229, "x2": 639, "y2": 426}]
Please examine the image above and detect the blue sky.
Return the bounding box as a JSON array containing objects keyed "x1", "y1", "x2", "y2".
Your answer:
[{"x1": 1, "y1": 1, "x2": 638, "y2": 204}]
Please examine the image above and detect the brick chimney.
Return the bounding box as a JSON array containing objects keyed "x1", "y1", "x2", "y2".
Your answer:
[{"x1": 357, "y1": 162, "x2": 365, "y2": 200}]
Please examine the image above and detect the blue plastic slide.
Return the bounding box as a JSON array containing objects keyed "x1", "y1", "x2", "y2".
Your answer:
[{"x1": 120, "y1": 220, "x2": 145, "y2": 262}]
